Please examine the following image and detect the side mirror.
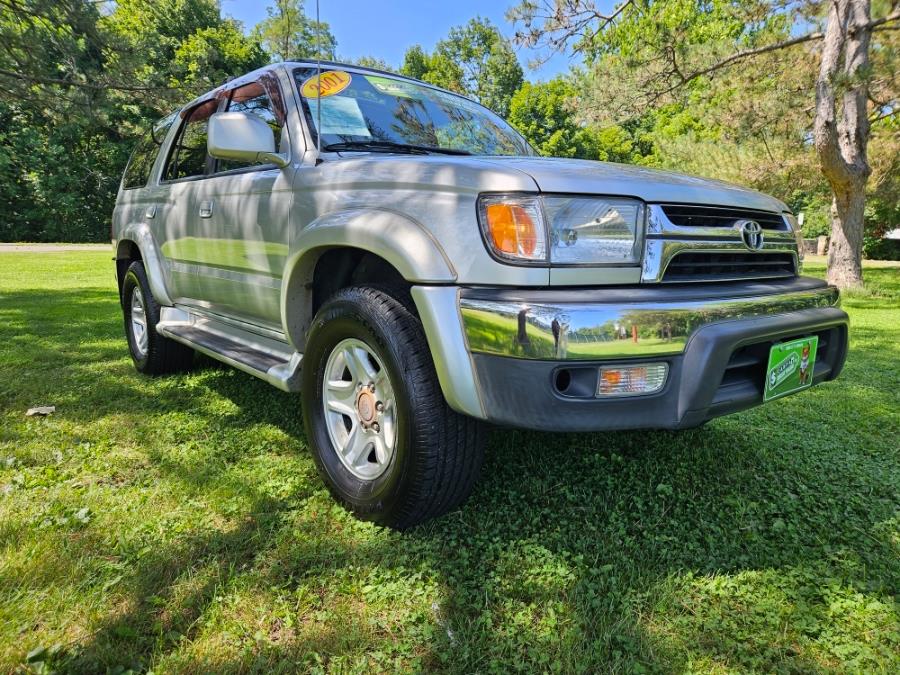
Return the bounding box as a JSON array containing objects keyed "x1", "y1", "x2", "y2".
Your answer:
[{"x1": 207, "y1": 111, "x2": 288, "y2": 168}]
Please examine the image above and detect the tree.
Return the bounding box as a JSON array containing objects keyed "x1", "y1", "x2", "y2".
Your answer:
[
  {"x1": 508, "y1": 79, "x2": 585, "y2": 156},
  {"x1": 399, "y1": 45, "x2": 431, "y2": 81},
  {"x1": 170, "y1": 22, "x2": 268, "y2": 92},
  {"x1": 0, "y1": 0, "x2": 267, "y2": 242},
  {"x1": 400, "y1": 18, "x2": 524, "y2": 117},
  {"x1": 508, "y1": 0, "x2": 900, "y2": 288},
  {"x1": 508, "y1": 78, "x2": 655, "y2": 162},
  {"x1": 400, "y1": 44, "x2": 465, "y2": 93},
  {"x1": 479, "y1": 40, "x2": 526, "y2": 117},
  {"x1": 253, "y1": 0, "x2": 336, "y2": 62},
  {"x1": 814, "y1": 0, "x2": 873, "y2": 287},
  {"x1": 347, "y1": 55, "x2": 396, "y2": 72},
  {"x1": 437, "y1": 18, "x2": 524, "y2": 117}
]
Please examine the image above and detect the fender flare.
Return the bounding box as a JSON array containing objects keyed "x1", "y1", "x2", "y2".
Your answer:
[
  {"x1": 115, "y1": 223, "x2": 173, "y2": 307},
  {"x1": 280, "y1": 208, "x2": 456, "y2": 348}
]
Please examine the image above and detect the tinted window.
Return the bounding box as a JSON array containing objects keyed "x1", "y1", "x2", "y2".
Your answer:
[
  {"x1": 122, "y1": 113, "x2": 176, "y2": 189},
  {"x1": 217, "y1": 80, "x2": 286, "y2": 173},
  {"x1": 163, "y1": 99, "x2": 218, "y2": 181}
]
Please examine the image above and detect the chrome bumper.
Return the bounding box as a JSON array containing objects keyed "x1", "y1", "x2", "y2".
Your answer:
[{"x1": 460, "y1": 280, "x2": 840, "y2": 360}]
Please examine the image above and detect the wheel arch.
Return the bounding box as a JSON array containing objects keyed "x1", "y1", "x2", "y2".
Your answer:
[
  {"x1": 115, "y1": 224, "x2": 173, "y2": 307},
  {"x1": 281, "y1": 209, "x2": 456, "y2": 350}
]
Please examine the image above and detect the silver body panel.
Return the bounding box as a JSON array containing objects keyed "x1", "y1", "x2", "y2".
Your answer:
[
  {"x1": 111, "y1": 61, "x2": 830, "y2": 422},
  {"x1": 479, "y1": 156, "x2": 788, "y2": 212}
]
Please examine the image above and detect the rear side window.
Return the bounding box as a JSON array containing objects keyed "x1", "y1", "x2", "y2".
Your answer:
[
  {"x1": 122, "y1": 113, "x2": 176, "y2": 189},
  {"x1": 216, "y1": 78, "x2": 286, "y2": 173},
  {"x1": 163, "y1": 99, "x2": 218, "y2": 181}
]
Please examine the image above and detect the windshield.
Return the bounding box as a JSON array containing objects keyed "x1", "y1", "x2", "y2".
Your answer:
[{"x1": 294, "y1": 67, "x2": 533, "y2": 156}]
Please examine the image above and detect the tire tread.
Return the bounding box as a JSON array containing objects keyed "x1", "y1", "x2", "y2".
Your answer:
[{"x1": 306, "y1": 285, "x2": 485, "y2": 529}]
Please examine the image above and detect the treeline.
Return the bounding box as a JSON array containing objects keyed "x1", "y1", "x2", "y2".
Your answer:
[{"x1": 0, "y1": 0, "x2": 896, "y2": 257}]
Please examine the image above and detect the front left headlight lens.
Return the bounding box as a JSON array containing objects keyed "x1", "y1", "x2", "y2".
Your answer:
[
  {"x1": 545, "y1": 196, "x2": 645, "y2": 265},
  {"x1": 476, "y1": 194, "x2": 645, "y2": 265}
]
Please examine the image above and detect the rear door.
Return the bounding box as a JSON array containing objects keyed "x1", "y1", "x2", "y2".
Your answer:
[
  {"x1": 115, "y1": 113, "x2": 179, "y2": 298},
  {"x1": 156, "y1": 98, "x2": 222, "y2": 306},
  {"x1": 184, "y1": 74, "x2": 294, "y2": 330}
]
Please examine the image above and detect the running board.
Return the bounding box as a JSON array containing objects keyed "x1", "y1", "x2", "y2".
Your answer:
[{"x1": 156, "y1": 307, "x2": 302, "y2": 392}]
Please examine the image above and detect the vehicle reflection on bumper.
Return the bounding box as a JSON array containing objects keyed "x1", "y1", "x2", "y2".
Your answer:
[{"x1": 459, "y1": 279, "x2": 840, "y2": 360}]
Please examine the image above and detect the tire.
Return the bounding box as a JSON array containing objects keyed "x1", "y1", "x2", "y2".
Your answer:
[
  {"x1": 122, "y1": 260, "x2": 194, "y2": 375},
  {"x1": 301, "y1": 286, "x2": 485, "y2": 529}
]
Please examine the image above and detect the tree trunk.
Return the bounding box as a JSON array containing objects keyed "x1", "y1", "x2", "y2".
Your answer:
[
  {"x1": 827, "y1": 184, "x2": 866, "y2": 287},
  {"x1": 813, "y1": 0, "x2": 872, "y2": 289}
]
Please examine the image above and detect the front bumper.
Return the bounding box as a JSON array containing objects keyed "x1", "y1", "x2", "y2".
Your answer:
[{"x1": 412, "y1": 278, "x2": 848, "y2": 431}]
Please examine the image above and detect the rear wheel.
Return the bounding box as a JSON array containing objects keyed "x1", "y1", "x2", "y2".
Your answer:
[
  {"x1": 302, "y1": 286, "x2": 485, "y2": 529},
  {"x1": 122, "y1": 261, "x2": 194, "y2": 374}
]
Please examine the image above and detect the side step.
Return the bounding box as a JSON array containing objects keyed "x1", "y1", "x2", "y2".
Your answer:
[{"x1": 156, "y1": 307, "x2": 302, "y2": 392}]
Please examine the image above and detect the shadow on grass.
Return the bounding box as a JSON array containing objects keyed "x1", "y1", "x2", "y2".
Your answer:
[{"x1": 2, "y1": 283, "x2": 898, "y2": 672}]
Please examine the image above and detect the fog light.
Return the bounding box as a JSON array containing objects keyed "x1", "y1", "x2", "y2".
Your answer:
[{"x1": 598, "y1": 363, "x2": 668, "y2": 397}]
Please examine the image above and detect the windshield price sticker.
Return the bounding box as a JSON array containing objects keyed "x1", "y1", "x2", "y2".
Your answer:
[
  {"x1": 301, "y1": 70, "x2": 352, "y2": 98},
  {"x1": 307, "y1": 96, "x2": 371, "y2": 137}
]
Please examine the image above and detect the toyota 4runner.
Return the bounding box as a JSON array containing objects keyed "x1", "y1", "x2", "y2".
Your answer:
[{"x1": 112, "y1": 62, "x2": 849, "y2": 528}]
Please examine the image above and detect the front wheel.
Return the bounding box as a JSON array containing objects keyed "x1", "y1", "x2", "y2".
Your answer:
[{"x1": 301, "y1": 286, "x2": 485, "y2": 529}]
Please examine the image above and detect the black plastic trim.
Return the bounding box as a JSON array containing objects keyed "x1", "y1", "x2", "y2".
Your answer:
[{"x1": 469, "y1": 306, "x2": 849, "y2": 432}]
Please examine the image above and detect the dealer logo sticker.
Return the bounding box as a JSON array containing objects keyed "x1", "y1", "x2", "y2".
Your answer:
[{"x1": 768, "y1": 352, "x2": 799, "y2": 388}]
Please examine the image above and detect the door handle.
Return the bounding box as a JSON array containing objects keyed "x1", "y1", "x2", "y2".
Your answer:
[{"x1": 199, "y1": 200, "x2": 213, "y2": 218}]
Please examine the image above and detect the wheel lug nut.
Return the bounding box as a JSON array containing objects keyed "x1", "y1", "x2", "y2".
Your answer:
[
  {"x1": 368, "y1": 382, "x2": 376, "y2": 392},
  {"x1": 375, "y1": 401, "x2": 384, "y2": 412},
  {"x1": 372, "y1": 422, "x2": 380, "y2": 433}
]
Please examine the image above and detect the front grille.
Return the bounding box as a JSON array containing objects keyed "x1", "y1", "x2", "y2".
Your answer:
[
  {"x1": 661, "y1": 204, "x2": 787, "y2": 230},
  {"x1": 662, "y1": 252, "x2": 796, "y2": 282}
]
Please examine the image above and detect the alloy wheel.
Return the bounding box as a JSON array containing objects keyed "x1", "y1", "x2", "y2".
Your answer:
[{"x1": 322, "y1": 338, "x2": 398, "y2": 480}]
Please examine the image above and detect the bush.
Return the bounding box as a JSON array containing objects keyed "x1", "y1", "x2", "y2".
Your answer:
[
  {"x1": 863, "y1": 237, "x2": 900, "y2": 261},
  {"x1": 788, "y1": 191, "x2": 832, "y2": 238}
]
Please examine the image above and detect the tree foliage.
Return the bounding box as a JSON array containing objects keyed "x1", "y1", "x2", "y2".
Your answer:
[
  {"x1": 251, "y1": 0, "x2": 336, "y2": 62},
  {"x1": 508, "y1": 78, "x2": 651, "y2": 163},
  {"x1": 346, "y1": 55, "x2": 396, "y2": 73},
  {"x1": 0, "y1": 0, "x2": 267, "y2": 242},
  {"x1": 400, "y1": 18, "x2": 524, "y2": 117}
]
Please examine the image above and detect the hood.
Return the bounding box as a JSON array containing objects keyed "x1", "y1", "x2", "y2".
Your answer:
[{"x1": 482, "y1": 156, "x2": 788, "y2": 213}]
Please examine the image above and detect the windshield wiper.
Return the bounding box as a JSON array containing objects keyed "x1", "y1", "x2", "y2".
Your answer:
[{"x1": 323, "y1": 140, "x2": 471, "y2": 156}]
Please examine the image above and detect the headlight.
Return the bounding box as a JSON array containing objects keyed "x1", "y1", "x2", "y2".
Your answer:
[
  {"x1": 783, "y1": 212, "x2": 805, "y2": 264},
  {"x1": 477, "y1": 194, "x2": 645, "y2": 265},
  {"x1": 545, "y1": 196, "x2": 644, "y2": 265}
]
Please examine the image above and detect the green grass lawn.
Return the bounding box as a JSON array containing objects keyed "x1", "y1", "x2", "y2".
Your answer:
[{"x1": 1, "y1": 251, "x2": 898, "y2": 673}]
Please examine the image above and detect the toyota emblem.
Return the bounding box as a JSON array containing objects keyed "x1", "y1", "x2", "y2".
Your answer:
[{"x1": 737, "y1": 220, "x2": 764, "y2": 250}]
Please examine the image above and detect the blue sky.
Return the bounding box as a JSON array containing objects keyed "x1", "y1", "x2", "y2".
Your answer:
[{"x1": 220, "y1": 0, "x2": 581, "y2": 80}]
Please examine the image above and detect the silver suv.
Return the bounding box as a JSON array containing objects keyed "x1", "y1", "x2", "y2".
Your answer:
[{"x1": 112, "y1": 62, "x2": 849, "y2": 528}]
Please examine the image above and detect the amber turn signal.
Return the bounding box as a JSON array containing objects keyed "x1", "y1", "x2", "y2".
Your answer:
[
  {"x1": 478, "y1": 196, "x2": 547, "y2": 262},
  {"x1": 484, "y1": 202, "x2": 538, "y2": 257}
]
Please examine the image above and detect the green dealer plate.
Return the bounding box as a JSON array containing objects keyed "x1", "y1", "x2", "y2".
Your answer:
[{"x1": 764, "y1": 336, "x2": 818, "y2": 402}]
